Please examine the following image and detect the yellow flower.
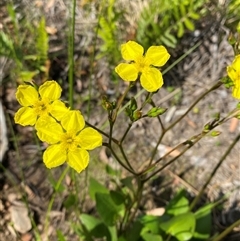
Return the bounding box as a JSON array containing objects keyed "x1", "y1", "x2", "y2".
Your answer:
[
  {"x1": 35, "y1": 110, "x2": 102, "y2": 173},
  {"x1": 227, "y1": 54, "x2": 240, "y2": 99},
  {"x1": 115, "y1": 41, "x2": 170, "y2": 92},
  {"x1": 14, "y1": 81, "x2": 69, "y2": 126}
]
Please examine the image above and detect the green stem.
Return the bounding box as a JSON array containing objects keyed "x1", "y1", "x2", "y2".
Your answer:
[
  {"x1": 165, "y1": 81, "x2": 222, "y2": 132},
  {"x1": 190, "y1": 133, "x2": 240, "y2": 210},
  {"x1": 143, "y1": 134, "x2": 203, "y2": 182},
  {"x1": 119, "y1": 144, "x2": 135, "y2": 172},
  {"x1": 211, "y1": 219, "x2": 240, "y2": 241},
  {"x1": 148, "y1": 81, "x2": 222, "y2": 167},
  {"x1": 120, "y1": 122, "x2": 133, "y2": 144},
  {"x1": 44, "y1": 166, "x2": 70, "y2": 236},
  {"x1": 103, "y1": 143, "x2": 136, "y2": 175},
  {"x1": 68, "y1": 0, "x2": 76, "y2": 109},
  {"x1": 112, "y1": 82, "x2": 135, "y2": 122},
  {"x1": 123, "y1": 177, "x2": 144, "y2": 232}
]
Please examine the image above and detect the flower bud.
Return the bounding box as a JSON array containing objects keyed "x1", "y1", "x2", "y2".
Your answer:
[{"x1": 147, "y1": 107, "x2": 167, "y2": 117}]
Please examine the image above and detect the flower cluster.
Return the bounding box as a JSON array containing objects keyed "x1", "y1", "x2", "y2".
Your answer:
[
  {"x1": 115, "y1": 41, "x2": 170, "y2": 92},
  {"x1": 227, "y1": 54, "x2": 240, "y2": 99},
  {"x1": 14, "y1": 81, "x2": 102, "y2": 173}
]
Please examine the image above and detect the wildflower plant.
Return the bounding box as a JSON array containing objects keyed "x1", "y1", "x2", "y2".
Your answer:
[{"x1": 13, "y1": 29, "x2": 240, "y2": 241}]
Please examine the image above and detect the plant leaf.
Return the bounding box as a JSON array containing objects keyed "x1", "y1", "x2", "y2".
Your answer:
[
  {"x1": 96, "y1": 192, "x2": 121, "y2": 226},
  {"x1": 89, "y1": 177, "x2": 109, "y2": 200}
]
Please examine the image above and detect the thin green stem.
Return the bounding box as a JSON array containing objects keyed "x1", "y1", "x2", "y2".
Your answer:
[
  {"x1": 166, "y1": 81, "x2": 222, "y2": 132},
  {"x1": 148, "y1": 99, "x2": 166, "y2": 165},
  {"x1": 85, "y1": 120, "x2": 114, "y2": 140},
  {"x1": 68, "y1": 0, "x2": 76, "y2": 109},
  {"x1": 190, "y1": 133, "x2": 240, "y2": 210},
  {"x1": 211, "y1": 219, "x2": 240, "y2": 241},
  {"x1": 86, "y1": 0, "x2": 106, "y2": 119},
  {"x1": 148, "y1": 81, "x2": 222, "y2": 167},
  {"x1": 120, "y1": 122, "x2": 133, "y2": 144},
  {"x1": 162, "y1": 40, "x2": 202, "y2": 75},
  {"x1": 44, "y1": 166, "x2": 70, "y2": 237},
  {"x1": 104, "y1": 143, "x2": 136, "y2": 175},
  {"x1": 139, "y1": 92, "x2": 153, "y2": 111},
  {"x1": 143, "y1": 134, "x2": 203, "y2": 182},
  {"x1": 123, "y1": 177, "x2": 144, "y2": 232},
  {"x1": 119, "y1": 144, "x2": 135, "y2": 172},
  {"x1": 112, "y1": 83, "x2": 135, "y2": 122}
]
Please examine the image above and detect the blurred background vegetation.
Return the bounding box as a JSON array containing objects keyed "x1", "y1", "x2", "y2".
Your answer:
[{"x1": 0, "y1": 0, "x2": 240, "y2": 240}]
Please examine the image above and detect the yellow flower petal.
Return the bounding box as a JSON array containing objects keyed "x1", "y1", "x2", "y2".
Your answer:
[
  {"x1": 232, "y1": 82, "x2": 240, "y2": 99},
  {"x1": 39, "y1": 80, "x2": 62, "y2": 100},
  {"x1": 78, "y1": 127, "x2": 102, "y2": 150},
  {"x1": 227, "y1": 54, "x2": 240, "y2": 99},
  {"x1": 115, "y1": 63, "x2": 138, "y2": 81},
  {"x1": 145, "y1": 46, "x2": 170, "y2": 66},
  {"x1": 61, "y1": 110, "x2": 85, "y2": 132},
  {"x1": 140, "y1": 68, "x2": 163, "y2": 92},
  {"x1": 43, "y1": 145, "x2": 66, "y2": 169},
  {"x1": 36, "y1": 120, "x2": 62, "y2": 143},
  {"x1": 51, "y1": 100, "x2": 69, "y2": 120},
  {"x1": 14, "y1": 107, "x2": 37, "y2": 126},
  {"x1": 121, "y1": 41, "x2": 144, "y2": 61},
  {"x1": 67, "y1": 148, "x2": 89, "y2": 173},
  {"x1": 16, "y1": 85, "x2": 39, "y2": 106},
  {"x1": 230, "y1": 54, "x2": 240, "y2": 70},
  {"x1": 227, "y1": 66, "x2": 238, "y2": 81}
]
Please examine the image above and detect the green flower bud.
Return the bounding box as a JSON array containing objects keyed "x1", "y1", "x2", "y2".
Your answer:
[
  {"x1": 210, "y1": 130, "x2": 221, "y2": 137},
  {"x1": 133, "y1": 110, "x2": 142, "y2": 121},
  {"x1": 130, "y1": 97, "x2": 138, "y2": 111},
  {"x1": 147, "y1": 107, "x2": 167, "y2": 117},
  {"x1": 203, "y1": 123, "x2": 210, "y2": 133}
]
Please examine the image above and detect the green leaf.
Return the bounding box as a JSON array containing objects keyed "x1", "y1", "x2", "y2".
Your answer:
[
  {"x1": 106, "y1": 164, "x2": 120, "y2": 176},
  {"x1": 89, "y1": 177, "x2": 109, "y2": 200},
  {"x1": 108, "y1": 225, "x2": 118, "y2": 241},
  {"x1": 96, "y1": 192, "x2": 121, "y2": 226},
  {"x1": 140, "y1": 215, "x2": 161, "y2": 234},
  {"x1": 19, "y1": 70, "x2": 39, "y2": 82},
  {"x1": 166, "y1": 189, "x2": 189, "y2": 216},
  {"x1": 56, "y1": 230, "x2": 66, "y2": 241},
  {"x1": 159, "y1": 212, "x2": 196, "y2": 241},
  {"x1": 36, "y1": 17, "x2": 49, "y2": 64},
  {"x1": 80, "y1": 214, "x2": 102, "y2": 232},
  {"x1": 165, "y1": 31, "x2": 177, "y2": 44},
  {"x1": 180, "y1": 4, "x2": 186, "y2": 16},
  {"x1": 125, "y1": 220, "x2": 143, "y2": 241},
  {"x1": 184, "y1": 18, "x2": 195, "y2": 31},
  {"x1": 141, "y1": 233, "x2": 163, "y2": 241},
  {"x1": 189, "y1": 12, "x2": 200, "y2": 20},
  {"x1": 79, "y1": 214, "x2": 111, "y2": 240},
  {"x1": 147, "y1": 107, "x2": 167, "y2": 117},
  {"x1": 160, "y1": 35, "x2": 176, "y2": 48},
  {"x1": 193, "y1": 203, "x2": 215, "y2": 239},
  {"x1": 177, "y1": 22, "x2": 184, "y2": 38},
  {"x1": 0, "y1": 31, "x2": 15, "y2": 56},
  {"x1": 110, "y1": 190, "x2": 125, "y2": 206},
  {"x1": 121, "y1": 176, "x2": 134, "y2": 192}
]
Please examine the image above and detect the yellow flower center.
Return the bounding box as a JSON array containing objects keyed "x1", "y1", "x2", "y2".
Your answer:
[
  {"x1": 134, "y1": 56, "x2": 150, "y2": 73},
  {"x1": 34, "y1": 99, "x2": 51, "y2": 116},
  {"x1": 60, "y1": 132, "x2": 79, "y2": 151}
]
